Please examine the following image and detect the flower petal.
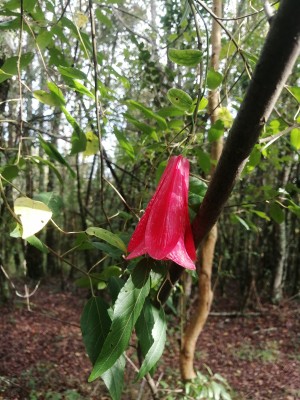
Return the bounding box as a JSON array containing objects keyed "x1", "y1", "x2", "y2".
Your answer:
[
  {"x1": 167, "y1": 235, "x2": 196, "y2": 270},
  {"x1": 127, "y1": 157, "x2": 178, "y2": 255},
  {"x1": 145, "y1": 157, "x2": 188, "y2": 259}
]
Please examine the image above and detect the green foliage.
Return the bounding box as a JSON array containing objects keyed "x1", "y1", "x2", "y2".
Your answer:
[
  {"x1": 233, "y1": 341, "x2": 280, "y2": 363},
  {"x1": 207, "y1": 69, "x2": 223, "y2": 90},
  {"x1": 136, "y1": 304, "x2": 166, "y2": 380},
  {"x1": 88, "y1": 263, "x2": 151, "y2": 382},
  {"x1": 167, "y1": 88, "x2": 193, "y2": 111},
  {"x1": 168, "y1": 48, "x2": 202, "y2": 67},
  {"x1": 0, "y1": 53, "x2": 34, "y2": 83},
  {"x1": 183, "y1": 370, "x2": 232, "y2": 400},
  {"x1": 85, "y1": 227, "x2": 127, "y2": 253}
]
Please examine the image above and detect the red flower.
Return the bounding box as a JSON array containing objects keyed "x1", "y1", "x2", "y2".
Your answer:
[{"x1": 126, "y1": 155, "x2": 196, "y2": 270}]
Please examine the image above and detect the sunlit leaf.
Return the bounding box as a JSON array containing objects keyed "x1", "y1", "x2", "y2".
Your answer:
[
  {"x1": 14, "y1": 197, "x2": 52, "y2": 239},
  {"x1": 84, "y1": 131, "x2": 99, "y2": 156},
  {"x1": 290, "y1": 128, "x2": 300, "y2": 150},
  {"x1": 288, "y1": 86, "x2": 300, "y2": 103}
]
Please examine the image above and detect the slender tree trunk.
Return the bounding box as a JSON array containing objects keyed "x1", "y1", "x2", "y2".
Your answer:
[
  {"x1": 180, "y1": 0, "x2": 222, "y2": 380},
  {"x1": 272, "y1": 165, "x2": 290, "y2": 302}
]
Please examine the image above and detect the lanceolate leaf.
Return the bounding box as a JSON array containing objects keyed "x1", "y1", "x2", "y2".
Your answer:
[
  {"x1": 135, "y1": 299, "x2": 155, "y2": 358},
  {"x1": 127, "y1": 100, "x2": 167, "y2": 130},
  {"x1": 88, "y1": 264, "x2": 151, "y2": 381},
  {"x1": 26, "y1": 235, "x2": 49, "y2": 253},
  {"x1": 80, "y1": 297, "x2": 111, "y2": 364},
  {"x1": 168, "y1": 48, "x2": 202, "y2": 67},
  {"x1": 136, "y1": 306, "x2": 166, "y2": 380},
  {"x1": 101, "y1": 355, "x2": 126, "y2": 400},
  {"x1": 39, "y1": 136, "x2": 75, "y2": 177},
  {"x1": 86, "y1": 227, "x2": 127, "y2": 253}
]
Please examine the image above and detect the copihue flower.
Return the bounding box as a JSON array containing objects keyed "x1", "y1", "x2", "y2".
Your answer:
[{"x1": 126, "y1": 155, "x2": 196, "y2": 270}]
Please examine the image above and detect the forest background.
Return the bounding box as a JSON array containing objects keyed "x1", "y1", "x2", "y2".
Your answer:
[{"x1": 0, "y1": 0, "x2": 299, "y2": 399}]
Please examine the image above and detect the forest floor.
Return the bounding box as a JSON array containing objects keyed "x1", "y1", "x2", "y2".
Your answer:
[{"x1": 0, "y1": 280, "x2": 299, "y2": 400}]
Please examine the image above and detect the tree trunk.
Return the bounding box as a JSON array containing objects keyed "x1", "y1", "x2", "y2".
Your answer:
[{"x1": 180, "y1": 0, "x2": 222, "y2": 380}]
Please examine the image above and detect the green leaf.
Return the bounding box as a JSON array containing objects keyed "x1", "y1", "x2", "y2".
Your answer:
[
  {"x1": 91, "y1": 242, "x2": 123, "y2": 258},
  {"x1": 58, "y1": 66, "x2": 87, "y2": 80},
  {"x1": 124, "y1": 114, "x2": 155, "y2": 136},
  {"x1": 127, "y1": 100, "x2": 167, "y2": 130},
  {"x1": 157, "y1": 106, "x2": 185, "y2": 117},
  {"x1": 168, "y1": 48, "x2": 202, "y2": 67},
  {"x1": 31, "y1": 156, "x2": 63, "y2": 184},
  {"x1": 287, "y1": 200, "x2": 300, "y2": 217},
  {"x1": 136, "y1": 306, "x2": 166, "y2": 380},
  {"x1": 269, "y1": 202, "x2": 285, "y2": 224},
  {"x1": 135, "y1": 299, "x2": 155, "y2": 359},
  {"x1": 89, "y1": 263, "x2": 151, "y2": 381},
  {"x1": 0, "y1": 52, "x2": 34, "y2": 83},
  {"x1": 81, "y1": 297, "x2": 111, "y2": 364},
  {"x1": 60, "y1": 106, "x2": 87, "y2": 154},
  {"x1": 36, "y1": 30, "x2": 53, "y2": 49},
  {"x1": 208, "y1": 120, "x2": 224, "y2": 142},
  {"x1": 196, "y1": 97, "x2": 208, "y2": 112},
  {"x1": 95, "y1": 9, "x2": 113, "y2": 29},
  {"x1": 86, "y1": 227, "x2": 127, "y2": 253},
  {"x1": 114, "y1": 129, "x2": 135, "y2": 159},
  {"x1": 39, "y1": 136, "x2": 76, "y2": 177},
  {"x1": 251, "y1": 209, "x2": 270, "y2": 221},
  {"x1": 68, "y1": 80, "x2": 95, "y2": 99},
  {"x1": 207, "y1": 68, "x2": 223, "y2": 90},
  {"x1": 26, "y1": 235, "x2": 49, "y2": 253},
  {"x1": 288, "y1": 86, "x2": 300, "y2": 103},
  {"x1": 188, "y1": 176, "x2": 208, "y2": 212},
  {"x1": 33, "y1": 90, "x2": 60, "y2": 107},
  {"x1": 84, "y1": 131, "x2": 99, "y2": 156},
  {"x1": 47, "y1": 81, "x2": 66, "y2": 105},
  {"x1": 196, "y1": 149, "x2": 211, "y2": 174},
  {"x1": 0, "y1": 18, "x2": 20, "y2": 31},
  {"x1": 33, "y1": 192, "x2": 63, "y2": 217},
  {"x1": 167, "y1": 88, "x2": 193, "y2": 111},
  {"x1": 0, "y1": 165, "x2": 19, "y2": 182},
  {"x1": 290, "y1": 128, "x2": 300, "y2": 150},
  {"x1": 231, "y1": 214, "x2": 250, "y2": 231},
  {"x1": 102, "y1": 355, "x2": 126, "y2": 400}
]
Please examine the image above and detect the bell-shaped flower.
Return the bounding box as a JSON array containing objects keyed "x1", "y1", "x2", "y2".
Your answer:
[{"x1": 126, "y1": 155, "x2": 196, "y2": 270}]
